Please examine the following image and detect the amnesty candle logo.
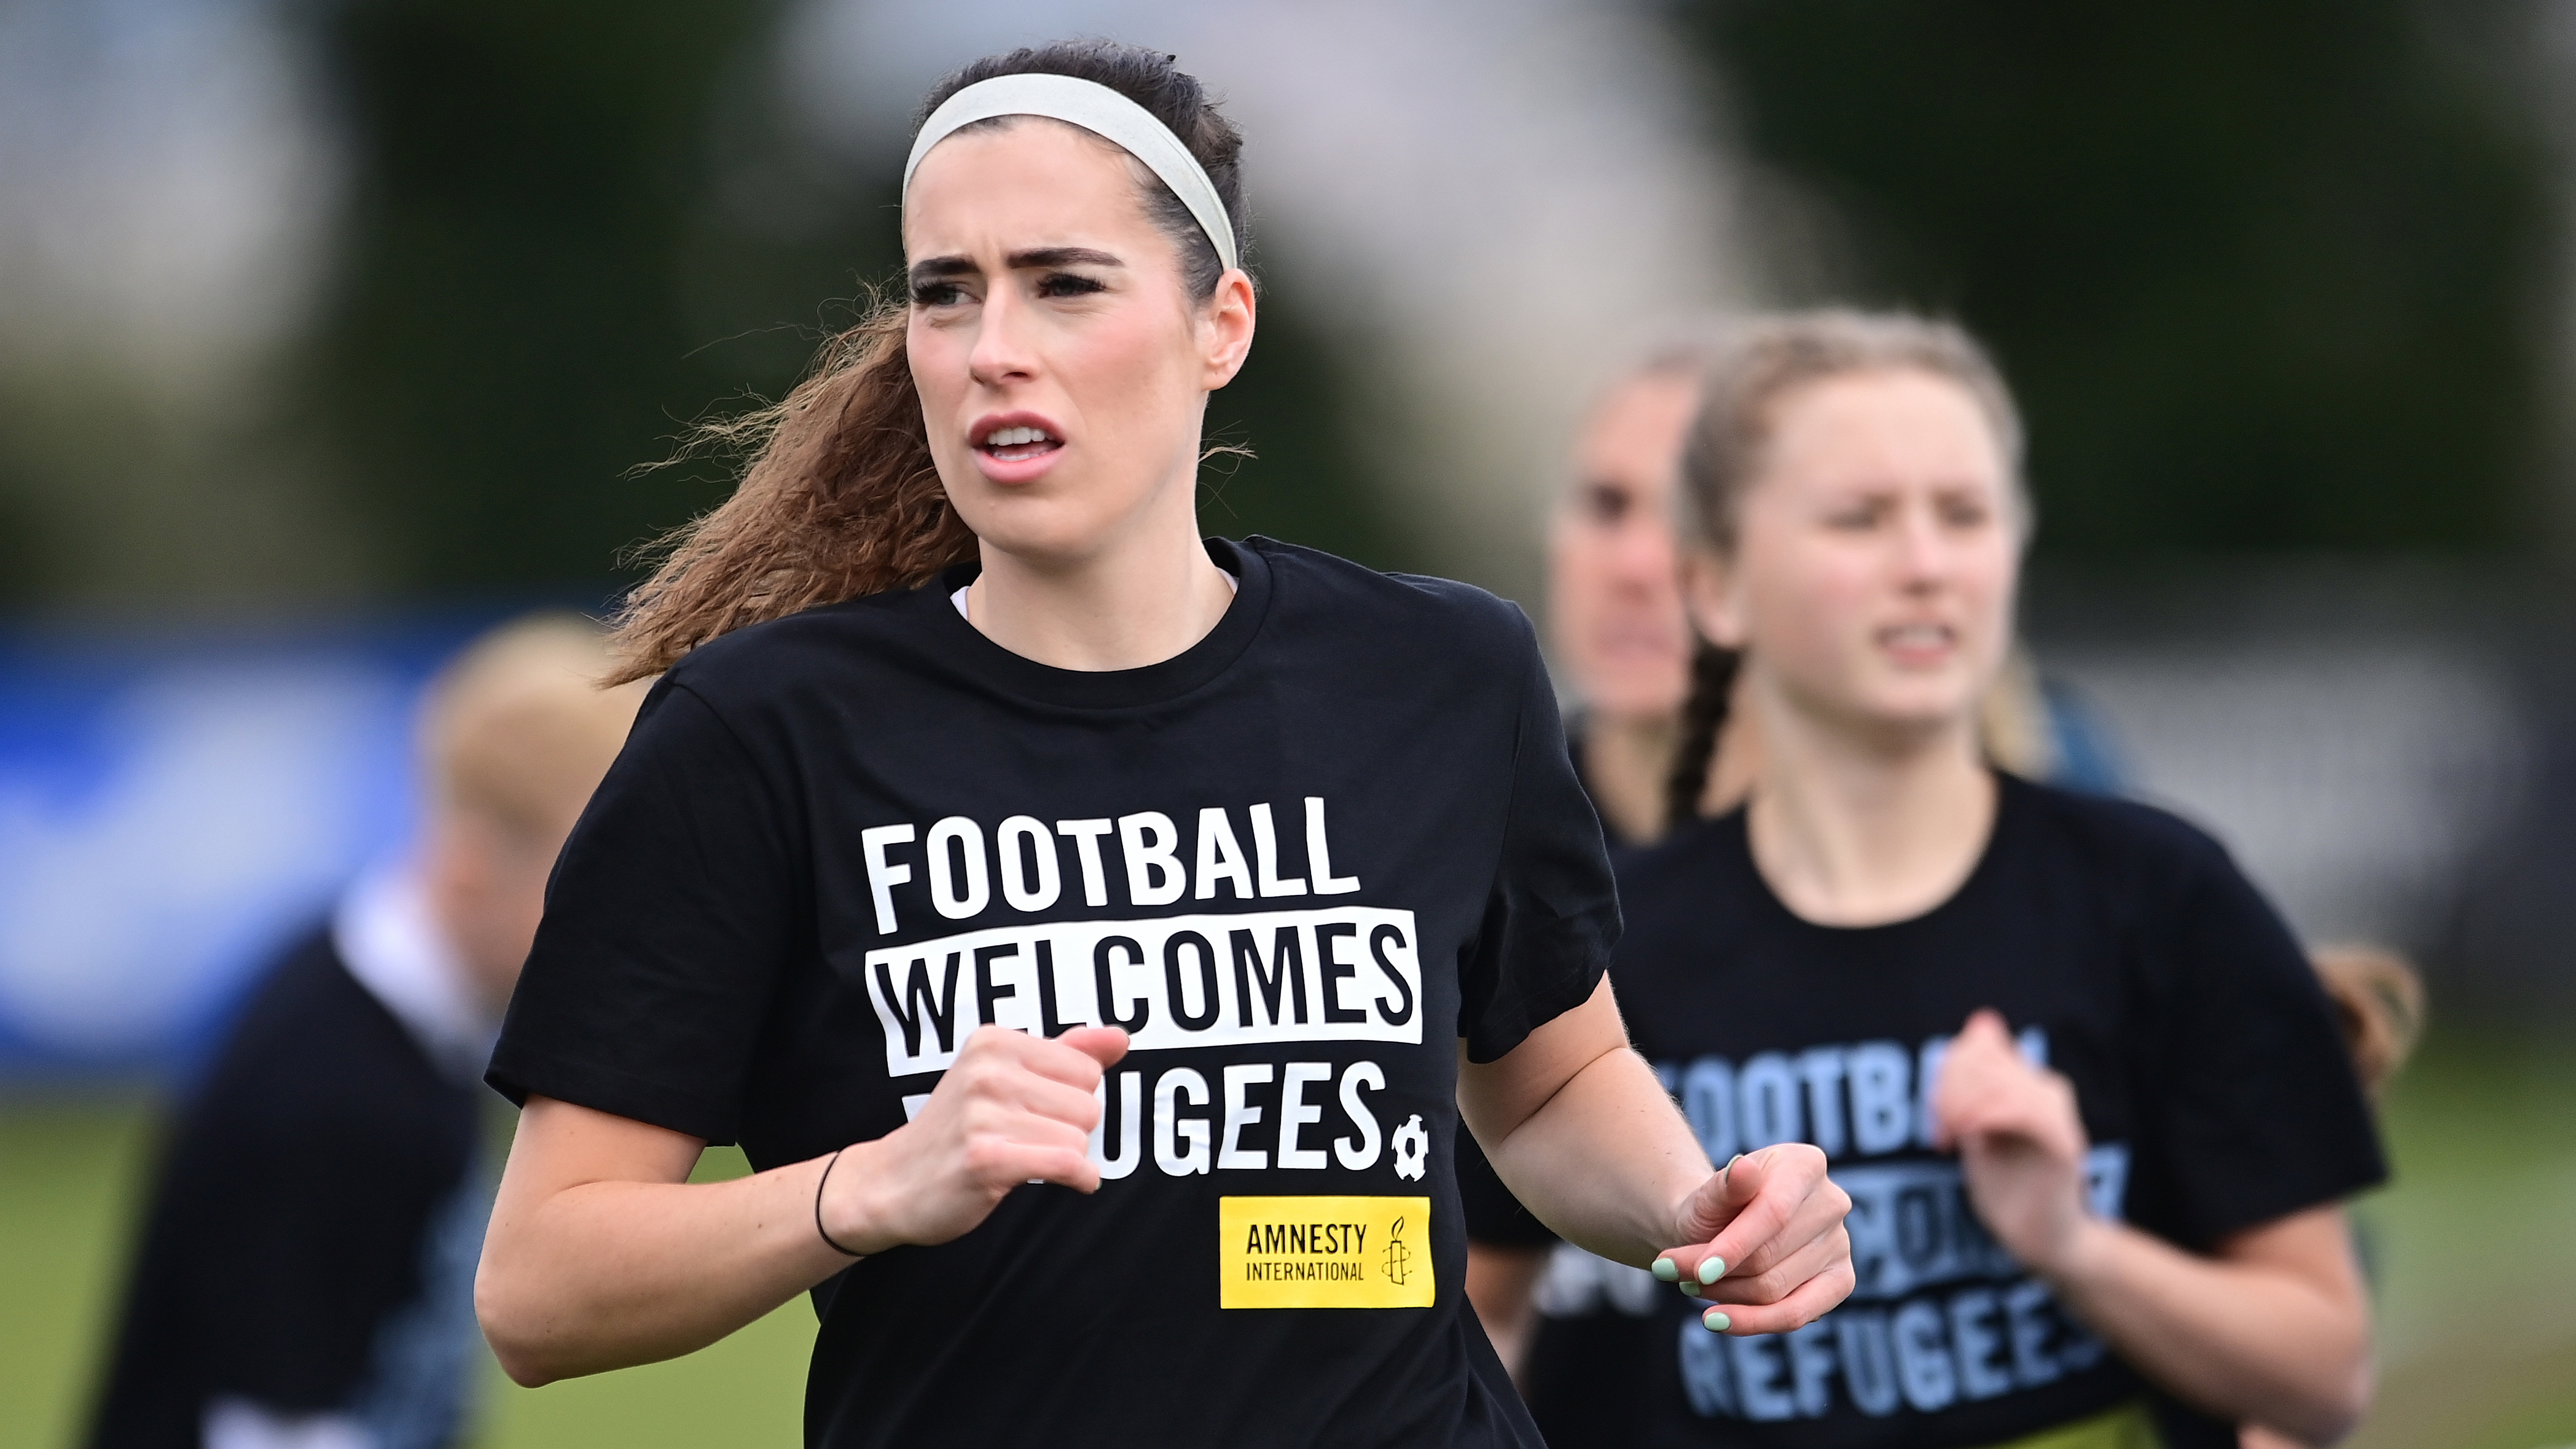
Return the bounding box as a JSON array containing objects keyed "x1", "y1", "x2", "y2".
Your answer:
[
  {"x1": 1220, "y1": 1196, "x2": 1433, "y2": 1309},
  {"x1": 1382, "y1": 1216, "x2": 1413, "y2": 1286}
]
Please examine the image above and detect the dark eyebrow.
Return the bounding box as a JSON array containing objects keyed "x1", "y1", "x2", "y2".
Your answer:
[
  {"x1": 907, "y1": 247, "x2": 1124, "y2": 288},
  {"x1": 908, "y1": 255, "x2": 977, "y2": 286},
  {"x1": 1009, "y1": 246, "x2": 1122, "y2": 270}
]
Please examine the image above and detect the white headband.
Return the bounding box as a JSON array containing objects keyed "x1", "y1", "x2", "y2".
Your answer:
[{"x1": 903, "y1": 73, "x2": 1239, "y2": 276}]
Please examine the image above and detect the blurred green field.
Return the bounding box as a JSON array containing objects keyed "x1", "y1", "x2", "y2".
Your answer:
[
  {"x1": 3, "y1": 1029, "x2": 2571, "y2": 1448},
  {"x1": 0, "y1": 1115, "x2": 812, "y2": 1449},
  {"x1": 2346, "y1": 1030, "x2": 2576, "y2": 1449}
]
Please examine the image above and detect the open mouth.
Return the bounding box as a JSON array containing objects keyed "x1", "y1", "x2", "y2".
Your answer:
[
  {"x1": 1597, "y1": 622, "x2": 1684, "y2": 660},
  {"x1": 978, "y1": 423, "x2": 1063, "y2": 464},
  {"x1": 1877, "y1": 622, "x2": 1957, "y2": 660}
]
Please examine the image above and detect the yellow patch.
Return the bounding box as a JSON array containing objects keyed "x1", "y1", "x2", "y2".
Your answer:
[
  {"x1": 1219, "y1": 1196, "x2": 1434, "y2": 1308},
  {"x1": 1976, "y1": 1401, "x2": 2164, "y2": 1449}
]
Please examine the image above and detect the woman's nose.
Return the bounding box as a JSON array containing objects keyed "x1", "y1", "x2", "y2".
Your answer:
[
  {"x1": 1892, "y1": 502, "x2": 1951, "y2": 585},
  {"x1": 968, "y1": 286, "x2": 1038, "y2": 387},
  {"x1": 1611, "y1": 517, "x2": 1678, "y2": 586}
]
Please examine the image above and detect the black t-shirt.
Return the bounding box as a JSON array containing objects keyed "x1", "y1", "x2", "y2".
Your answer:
[
  {"x1": 487, "y1": 538, "x2": 1620, "y2": 1449},
  {"x1": 87, "y1": 929, "x2": 483, "y2": 1449},
  {"x1": 1521, "y1": 774, "x2": 2384, "y2": 1449}
]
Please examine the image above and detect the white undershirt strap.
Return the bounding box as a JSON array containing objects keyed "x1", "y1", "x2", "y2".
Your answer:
[{"x1": 952, "y1": 570, "x2": 1237, "y2": 622}]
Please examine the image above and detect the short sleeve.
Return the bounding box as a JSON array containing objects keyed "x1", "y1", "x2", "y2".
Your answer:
[
  {"x1": 1456, "y1": 625, "x2": 1621, "y2": 1062},
  {"x1": 2136, "y1": 838, "x2": 2387, "y2": 1246},
  {"x1": 487, "y1": 678, "x2": 801, "y2": 1144}
]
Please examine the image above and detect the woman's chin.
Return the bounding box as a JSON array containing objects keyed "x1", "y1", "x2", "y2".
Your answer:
[
  {"x1": 1585, "y1": 676, "x2": 1692, "y2": 724},
  {"x1": 1863, "y1": 697, "x2": 1984, "y2": 747},
  {"x1": 955, "y1": 501, "x2": 1124, "y2": 567},
  {"x1": 1791, "y1": 676, "x2": 1981, "y2": 748}
]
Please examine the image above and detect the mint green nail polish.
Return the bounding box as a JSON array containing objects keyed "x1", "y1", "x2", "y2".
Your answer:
[
  {"x1": 1651, "y1": 1257, "x2": 1679, "y2": 1283},
  {"x1": 1680, "y1": 1281, "x2": 1701, "y2": 1297},
  {"x1": 1698, "y1": 1256, "x2": 1726, "y2": 1284},
  {"x1": 1702, "y1": 1308, "x2": 1731, "y2": 1332}
]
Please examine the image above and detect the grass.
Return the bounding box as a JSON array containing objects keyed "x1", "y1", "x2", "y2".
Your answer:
[
  {"x1": 2347, "y1": 1028, "x2": 2576, "y2": 1449},
  {"x1": 0, "y1": 1103, "x2": 154, "y2": 1449},
  {"x1": 0, "y1": 1107, "x2": 812, "y2": 1449},
  {"x1": 3, "y1": 1028, "x2": 2571, "y2": 1447}
]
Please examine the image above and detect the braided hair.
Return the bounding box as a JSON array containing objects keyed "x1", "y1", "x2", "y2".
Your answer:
[{"x1": 1662, "y1": 641, "x2": 1740, "y2": 832}]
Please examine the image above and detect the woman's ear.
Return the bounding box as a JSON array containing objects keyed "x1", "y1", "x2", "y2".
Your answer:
[
  {"x1": 1199, "y1": 269, "x2": 1256, "y2": 391},
  {"x1": 1681, "y1": 547, "x2": 1748, "y2": 650}
]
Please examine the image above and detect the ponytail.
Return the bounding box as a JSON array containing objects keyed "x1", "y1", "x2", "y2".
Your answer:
[
  {"x1": 605, "y1": 298, "x2": 977, "y2": 685},
  {"x1": 1664, "y1": 640, "x2": 1740, "y2": 832},
  {"x1": 2308, "y1": 945, "x2": 2426, "y2": 1099}
]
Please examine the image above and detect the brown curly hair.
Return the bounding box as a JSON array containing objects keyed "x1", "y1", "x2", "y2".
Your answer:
[{"x1": 605, "y1": 40, "x2": 1250, "y2": 684}]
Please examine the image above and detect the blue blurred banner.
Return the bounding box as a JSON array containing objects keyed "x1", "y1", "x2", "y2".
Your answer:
[{"x1": 0, "y1": 615, "x2": 496, "y2": 1080}]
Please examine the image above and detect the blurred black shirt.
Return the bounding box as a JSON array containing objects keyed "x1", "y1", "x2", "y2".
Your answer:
[
  {"x1": 87, "y1": 924, "x2": 483, "y2": 1449},
  {"x1": 1493, "y1": 775, "x2": 2384, "y2": 1449}
]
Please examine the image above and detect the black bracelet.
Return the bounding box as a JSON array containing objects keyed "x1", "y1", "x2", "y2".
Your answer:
[{"x1": 815, "y1": 1147, "x2": 863, "y2": 1257}]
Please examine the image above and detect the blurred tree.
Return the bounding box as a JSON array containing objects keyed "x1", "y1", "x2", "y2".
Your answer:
[
  {"x1": 1677, "y1": 0, "x2": 2558, "y2": 555},
  {"x1": 299, "y1": 0, "x2": 1401, "y2": 600},
  {"x1": 303, "y1": 0, "x2": 784, "y2": 596}
]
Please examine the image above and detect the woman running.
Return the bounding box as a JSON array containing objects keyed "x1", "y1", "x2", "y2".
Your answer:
[
  {"x1": 1462, "y1": 335, "x2": 2108, "y2": 1399},
  {"x1": 1582, "y1": 311, "x2": 2383, "y2": 1448},
  {"x1": 471, "y1": 41, "x2": 1852, "y2": 1449}
]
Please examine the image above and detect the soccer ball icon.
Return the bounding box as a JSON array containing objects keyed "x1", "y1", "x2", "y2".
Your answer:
[{"x1": 1390, "y1": 1114, "x2": 1430, "y2": 1181}]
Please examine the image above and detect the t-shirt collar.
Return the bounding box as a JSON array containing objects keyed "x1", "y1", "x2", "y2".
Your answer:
[
  {"x1": 927, "y1": 537, "x2": 1272, "y2": 711},
  {"x1": 1721, "y1": 767, "x2": 2024, "y2": 935}
]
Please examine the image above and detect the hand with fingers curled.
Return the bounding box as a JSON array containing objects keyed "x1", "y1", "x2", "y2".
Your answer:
[
  {"x1": 1930, "y1": 1008, "x2": 2095, "y2": 1278},
  {"x1": 1650, "y1": 1141, "x2": 1855, "y2": 1336},
  {"x1": 817, "y1": 1025, "x2": 1130, "y2": 1258}
]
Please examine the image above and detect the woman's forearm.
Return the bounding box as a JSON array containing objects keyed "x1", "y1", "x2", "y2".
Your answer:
[
  {"x1": 1464, "y1": 1020, "x2": 1854, "y2": 1340},
  {"x1": 2043, "y1": 1212, "x2": 2370, "y2": 1443},
  {"x1": 1474, "y1": 1044, "x2": 1709, "y2": 1264},
  {"x1": 482, "y1": 1033, "x2": 1124, "y2": 1385},
  {"x1": 476, "y1": 1107, "x2": 856, "y2": 1385},
  {"x1": 1937, "y1": 1015, "x2": 2370, "y2": 1440}
]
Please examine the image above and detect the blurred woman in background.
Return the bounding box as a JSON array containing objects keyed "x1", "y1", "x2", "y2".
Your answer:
[
  {"x1": 86, "y1": 617, "x2": 644, "y2": 1449},
  {"x1": 1588, "y1": 310, "x2": 2386, "y2": 1448},
  {"x1": 1498, "y1": 322, "x2": 2425, "y2": 1445},
  {"x1": 1540, "y1": 342, "x2": 1738, "y2": 849},
  {"x1": 1528, "y1": 335, "x2": 2106, "y2": 857},
  {"x1": 1463, "y1": 332, "x2": 2112, "y2": 1396}
]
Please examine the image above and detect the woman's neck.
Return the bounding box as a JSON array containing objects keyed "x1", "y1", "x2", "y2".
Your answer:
[
  {"x1": 963, "y1": 504, "x2": 1235, "y2": 672},
  {"x1": 1741, "y1": 678, "x2": 1996, "y2": 928},
  {"x1": 1580, "y1": 712, "x2": 1680, "y2": 846}
]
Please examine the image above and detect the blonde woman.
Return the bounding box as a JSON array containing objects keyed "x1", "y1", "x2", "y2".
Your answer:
[{"x1": 1571, "y1": 312, "x2": 2384, "y2": 1448}]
